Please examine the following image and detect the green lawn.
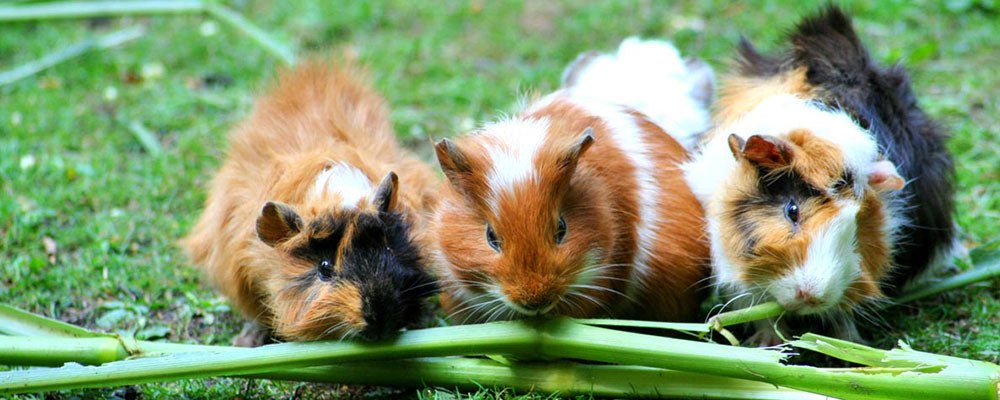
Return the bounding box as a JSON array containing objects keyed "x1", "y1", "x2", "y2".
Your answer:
[{"x1": 1, "y1": 1, "x2": 998, "y2": 398}]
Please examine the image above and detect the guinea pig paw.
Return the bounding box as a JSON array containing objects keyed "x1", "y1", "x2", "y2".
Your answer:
[
  {"x1": 746, "y1": 325, "x2": 785, "y2": 348},
  {"x1": 232, "y1": 321, "x2": 274, "y2": 348}
]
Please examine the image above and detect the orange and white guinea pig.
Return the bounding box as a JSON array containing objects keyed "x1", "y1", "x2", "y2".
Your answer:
[
  {"x1": 683, "y1": 7, "x2": 957, "y2": 343},
  {"x1": 182, "y1": 60, "x2": 440, "y2": 344},
  {"x1": 432, "y1": 38, "x2": 714, "y2": 323}
]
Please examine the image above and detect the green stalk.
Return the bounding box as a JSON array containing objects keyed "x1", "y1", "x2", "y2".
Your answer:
[
  {"x1": 0, "y1": 25, "x2": 144, "y2": 86},
  {"x1": 896, "y1": 254, "x2": 1000, "y2": 304},
  {"x1": 4, "y1": 319, "x2": 1000, "y2": 399},
  {"x1": 542, "y1": 320, "x2": 1000, "y2": 400},
  {"x1": 0, "y1": 304, "x2": 105, "y2": 338},
  {"x1": 0, "y1": 321, "x2": 539, "y2": 393},
  {"x1": 0, "y1": 0, "x2": 204, "y2": 20},
  {"x1": 260, "y1": 358, "x2": 829, "y2": 400}
]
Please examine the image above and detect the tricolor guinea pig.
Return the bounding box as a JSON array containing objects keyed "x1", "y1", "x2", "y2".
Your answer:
[
  {"x1": 432, "y1": 38, "x2": 713, "y2": 323},
  {"x1": 683, "y1": 6, "x2": 956, "y2": 343},
  {"x1": 182, "y1": 61, "x2": 440, "y2": 344}
]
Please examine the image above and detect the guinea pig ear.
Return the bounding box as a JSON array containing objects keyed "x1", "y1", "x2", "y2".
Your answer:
[
  {"x1": 256, "y1": 201, "x2": 303, "y2": 247},
  {"x1": 868, "y1": 159, "x2": 905, "y2": 192},
  {"x1": 434, "y1": 138, "x2": 473, "y2": 189},
  {"x1": 741, "y1": 134, "x2": 794, "y2": 169},
  {"x1": 559, "y1": 127, "x2": 595, "y2": 172},
  {"x1": 372, "y1": 171, "x2": 399, "y2": 213},
  {"x1": 727, "y1": 134, "x2": 746, "y2": 160}
]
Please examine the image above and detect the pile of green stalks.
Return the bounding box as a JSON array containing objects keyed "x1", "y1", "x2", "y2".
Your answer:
[
  {"x1": 3, "y1": 250, "x2": 998, "y2": 399},
  {"x1": 2, "y1": 292, "x2": 999, "y2": 399}
]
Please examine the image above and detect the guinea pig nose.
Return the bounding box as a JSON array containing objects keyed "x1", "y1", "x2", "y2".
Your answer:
[
  {"x1": 795, "y1": 287, "x2": 823, "y2": 307},
  {"x1": 519, "y1": 294, "x2": 557, "y2": 313}
]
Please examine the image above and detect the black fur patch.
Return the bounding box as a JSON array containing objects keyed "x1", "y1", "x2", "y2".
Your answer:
[
  {"x1": 287, "y1": 210, "x2": 438, "y2": 340},
  {"x1": 737, "y1": 5, "x2": 956, "y2": 293}
]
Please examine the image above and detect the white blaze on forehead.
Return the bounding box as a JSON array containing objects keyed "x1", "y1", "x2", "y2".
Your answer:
[
  {"x1": 481, "y1": 117, "x2": 550, "y2": 210},
  {"x1": 307, "y1": 162, "x2": 373, "y2": 208},
  {"x1": 770, "y1": 202, "x2": 862, "y2": 313}
]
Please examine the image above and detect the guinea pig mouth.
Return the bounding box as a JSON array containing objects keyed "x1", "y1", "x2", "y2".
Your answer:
[{"x1": 502, "y1": 297, "x2": 560, "y2": 317}]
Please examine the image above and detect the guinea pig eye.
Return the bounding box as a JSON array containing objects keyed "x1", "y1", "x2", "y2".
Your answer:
[
  {"x1": 784, "y1": 199, "x2": 800, "y2": 224},
  {"x1": 317, "y1": 259, "x2": 335, "y2": 281},
  {"x1": 555, "y1": 215, "x2": 567, "y2": 244},
  {"x1": 485, "y1": 224, "x2": 502, "y2": 252}
]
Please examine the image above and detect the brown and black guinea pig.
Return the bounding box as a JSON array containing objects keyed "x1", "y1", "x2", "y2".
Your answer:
[
  {"x1": 683, "y1": 6, "x2": 957, "y2": 344},
  {"x1": 182, "y1": 60, "x2": 440, "y2": 345},
  {"x1": 432, "y1": 38, "x2": 714, "y2": 324}
]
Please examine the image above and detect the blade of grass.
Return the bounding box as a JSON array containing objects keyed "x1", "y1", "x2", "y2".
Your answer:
[
  {"x1": 0, "y1": 1, "x2": 204, "y2": 21},
  {"x1": 0, "y1": 1, "x2": 294, "y2": 66},
  {"x1": 0, "y1": 25, "x2": 145, "y2": 87},
  {"x1": 203, "y1": 3, "x2": 295, "y2": 65},
  {"x1": 126, "y1": 121, "x2": 163, "y2": 156}
]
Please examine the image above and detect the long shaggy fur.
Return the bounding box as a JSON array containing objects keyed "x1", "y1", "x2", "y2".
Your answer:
[
  {"x1": 182, "y1": 60, "x2": 440, "y2": 342},
  {"x1": 738, "y1": 6, "x2": 956, "y2": 293}
]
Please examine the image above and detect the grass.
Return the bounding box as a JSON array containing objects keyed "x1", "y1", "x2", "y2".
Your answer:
[{"x1": 1, "y1": 0, "x2": 997, "y2": 398}]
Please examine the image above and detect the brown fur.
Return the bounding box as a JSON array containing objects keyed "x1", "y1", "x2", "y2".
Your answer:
[
  {"x1": 181, "y1": 61, "x2": 439, "y2": 341},
  {"x1": 711, "y1": 68, "x2": 813, "y2": 135},
  {"x1": 716, "y1": 118, "x2": 890, "y2": 309},
  {"x1": 434, "y1": 96, "x2": 709, "y2": 322}
]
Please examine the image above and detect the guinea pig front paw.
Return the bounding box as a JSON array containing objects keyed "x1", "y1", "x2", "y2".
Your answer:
[
  {"x1": 746, "y1": 320, "x2": 786, "y2": 347},
  {"x1": 232, "y1": 321, "x2": 274, "y2": 348}
]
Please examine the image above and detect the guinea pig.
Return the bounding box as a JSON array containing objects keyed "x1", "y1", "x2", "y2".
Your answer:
[
  {"x1": 682, "y1": 6, "x2": 957, "y2": 343},
  {"x1": 432, "y1": 38, "x2": 712, "y2": 324},
  {"x1": 182, "y1": 61, "x2": 440, "y2": 344}
]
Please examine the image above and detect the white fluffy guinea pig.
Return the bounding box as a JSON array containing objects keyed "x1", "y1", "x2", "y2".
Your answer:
[{"x1": 432, "y1": 38, "x2": 714, "y2": 323}]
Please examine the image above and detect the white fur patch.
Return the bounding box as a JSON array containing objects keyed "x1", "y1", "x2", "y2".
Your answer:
[
  {"x1": 684, "y1": 95, "x2": 879, "y2": 206},
  {"x1": 307, "y1": 162, "x2": 372, "y2": 208},
  {"x1": 684, "y1": 95, "x2": 882, "y2": 307},
  {"x1": 563, "y1": 37, "x2": 712, "y2": 148},
  {"x1": 562, "y1": 97, "x2": 658, "y2": 297},
  {"x1": 481, "y1": 117, "x2": 550, "y2": 212},
  {"x1": 770, "y1": 202, "x2": 862, "y2": 314}
]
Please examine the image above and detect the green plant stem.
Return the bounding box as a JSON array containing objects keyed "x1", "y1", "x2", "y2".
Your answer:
[
  {"x1": 896, "y1": 254, "x2": 1000, "y2": 304},
  {"x1": 0, "y1": 0, "x2": 204, "y2": 20},
  {"x1": 708, "y1": 301, "x2": 785, "y2": 329},
  {"x1": 543, "y1": 320, "x2": 1000, "y2": 400},
  {"x1": 0, "y1": 304, "x2": 102, "y2": 338},
  {"x1": 4, "y1": 319, "x2": 1000, "y2": 399},
  {"x1": 0, "y1": 322, "x2": 820, "y2": 399},
  {"x1": 0, "y1": 321, "x2": 539, "y2": 393},
  {"x1": 0, "y1": 25, "x2": 144, "y2": 86},
  {"x1": 259, "y1": 358, "x2": 829, "y2": 400},
  {"x1": 203, "y1": 3, "x2": 295, "y2": 65}
]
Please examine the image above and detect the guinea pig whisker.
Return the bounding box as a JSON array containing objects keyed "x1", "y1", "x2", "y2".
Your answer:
[
  {"x1": 707, "y1": 291, "x2": 755, "y2": 321},
  {"x1": 568, "y1": 283, "x2": 634, "y2": 304},
  {"x1": 566, "y1": 290, "x2": 612, "y2": 316},
  {"x1": 399, "y1": 280, "x2": 440, "y2": 295},
  {"x1": 448, "y1": 296, "x2": 503, "y2": 322}
]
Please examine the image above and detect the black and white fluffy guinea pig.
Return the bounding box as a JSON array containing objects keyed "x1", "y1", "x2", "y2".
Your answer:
[{"x1": 683, "y1": 6, "x2": 958, "y2": 343}]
